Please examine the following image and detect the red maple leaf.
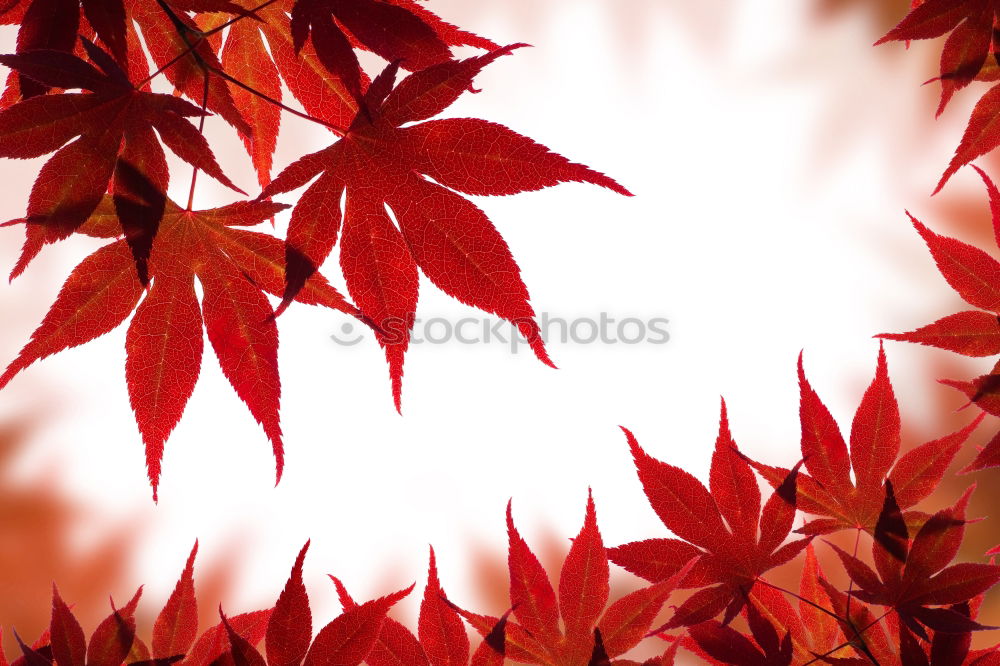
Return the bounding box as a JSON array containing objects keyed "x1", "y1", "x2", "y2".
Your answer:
[
  {"x1": 744, "y1": 348, "x2": 983, "y2": 536},
  {"x1": 827, "y1": 485, "x2": 1000, "y2": 656},
  {"x1": 18, "y1": 541, "x2": 421, "y2": 666},
  {"x1": 0, "y1": 0, "x2": 253, "y2": 129},
  {"x1": 0, "y1": 196, "x2": 358, "y2": 498},
  {"x1": 880, "y1": 165, "x2": 1000, "y2": 473},
  {"x1": 289, "y1": 0, "x2": 450, "y2": 104},
  {"x1": 258, "y1": 47, "x2": 631, "y2": 409},
  {"x1": 877, "y1": 0, "x2": 995, "y2": 112},
  {"x1": 251, "y1": 541, "x2": 415, "y2": 666},
  {"x1": 609, "y1": 404, "x2": 807, "y2": 628},
  {"x1": 448, "y1": 493, "x2": 692, "y2": 666},
  {"x1": 0, "y1": 37, "x2": 244, "y2": 283},
  {"x1": 330, "y1": 548, "x2": 510, "y2": 666},
  {"x1": 876, "y1": 0, "x2": 1000, "y2": 190}
]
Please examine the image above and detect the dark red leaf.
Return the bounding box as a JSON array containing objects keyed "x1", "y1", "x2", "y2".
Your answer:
[
  {"x1": 87, "y1": 587, "x2": 141, "y2": 666},
  {"x1": 266, "y1": 542, "x2": 312, "y2": 666},
  {"x1": 380, "y1": 44, "x2": 525, "y2": 127},
  {"x1": 936, "y1": 11, "x2": 992, "y2": 115},
  {"x1": 13, "y1": 0, "x2": 79, "y2": 97},
  {"x1": 49, "y1": 586, "x2": 85, "y2": 666},
  {"x1": 152, "y1": 542, "x2": 199, "y2": 659},
  {"x1": 890, "y1": 414, "x2": 984, "y2": 506},
  {"x1": 874, "y1": 481, "x2": 909, "y2": 562},
  {"x1": 936, "y1": 85, "x2": 1000, "y2": 193},
  {"x1": 220, "y1": 610, "x2": 267, "y2": 666},
  {"x1": 81, "y1": 0, "x2": 126, "y2": 64},
  {"x1": 877, "y1": 0, "x2": 981, "y2": 44}
]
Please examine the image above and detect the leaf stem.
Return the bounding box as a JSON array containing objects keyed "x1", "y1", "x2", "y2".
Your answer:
[{"x1": 187, "y1": 69, "x2": 211, "y2": 211}]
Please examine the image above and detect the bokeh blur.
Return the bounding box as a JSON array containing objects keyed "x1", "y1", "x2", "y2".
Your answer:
[{"x1": 1, "y1": 0, "x2": 998, "y2": 660}]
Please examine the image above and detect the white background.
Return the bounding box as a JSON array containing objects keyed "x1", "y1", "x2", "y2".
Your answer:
[{"x1": 0, "y1": 0, "x2": 992, "y2": 650}]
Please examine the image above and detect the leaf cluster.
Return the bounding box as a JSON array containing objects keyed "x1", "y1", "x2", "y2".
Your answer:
[{"x1": 0, "y1": 0, "x2": 629, "y2": 498}]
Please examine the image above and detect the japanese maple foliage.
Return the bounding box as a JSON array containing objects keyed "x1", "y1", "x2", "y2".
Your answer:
[
  {"x1": 610, "y1": 402, "x2": 809, "y2": 628},
  {"x1": 877, "y1": 0, "x2": 1000, "y2": 191},
  {"x1": 0, "y1": 195, "x2": 357, "y2": 497},
  {"x1": 609, "y1": 349, "x2": 1000, "y2": 664},
  {"x1": 880, "y1": 166, "x2": 1000, "y2": 475},
  {"x1": 745, "y1": 347, "x2": 984, "y2": 536},
  {"x1": 0, "y1": 0, "x2": 629, "y2": 495},
  {"x1": 258, "y1": 45, "x2": 630, "y2": 408},
  {"x1": 449, "y1": 493, "x2": 691, "y2": 666},
  {"x1": 1, "y1": 541, "x2": 423, "y2": 666},
  {"x1": 5, "y1": 399, "x2": 999, "y2": 665}
]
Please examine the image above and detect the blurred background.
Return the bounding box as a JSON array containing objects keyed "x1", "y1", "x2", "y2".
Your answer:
[{"x1": 1, "y1": 0, "x2": 998, "y2": 660}]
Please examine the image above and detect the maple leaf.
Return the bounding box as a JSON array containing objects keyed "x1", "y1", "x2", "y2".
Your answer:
[
  {"x1": 876, "y1": 2, "x2": 1000, "y2": 190},
  {"x1": 4, "y1": 0, "x2": 495, "y2": 192},
  {"x1": 289, "y1": 0, "x2": 451, "y2": 103},
  {"x1": 330, "y1": 548, "x2": 510, "y2": 666},
  {"x1": 0, "y1": 196, "x2": 359, "y2": 499},
  {"x1": 877, "y1": 0, "x2": 995, "y2": 111},
  {"x1": 678, "y1": 532, "x2": 1000, "y2": 665},
  {"x1": 880, "y1": 168, "x2": 1000, "y2": 360},
  {"x1": 446, "y1": 493, "x2": 691, "y2": 666},
  {"x1": 742, "y1": 348, "x2": 984, "y2": 536},
  {"x1": 827, "y1": 484, "x2": 1000, "y2": 653},
  {"x1": 266, "y1": 543, "x2": 415, "y2": 666},
  {"x1": 0, "y1": 37, "x2": 245, "y2": 283},
  {"x1": 29, "y1": 540, "x2": 415, "y2": 666},
  {"x1": 259, "y1": 47, "x2": 631, "y2": 409},
  {"x1": 880, "y1": 166, "x2": 1000, "y2": 471},
  {"x1": 609, "y1": 402, "x2": 808, "y2": 628},
  {"x1": 154, "y1": 543, "x2": 200, "y2": 660}
]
